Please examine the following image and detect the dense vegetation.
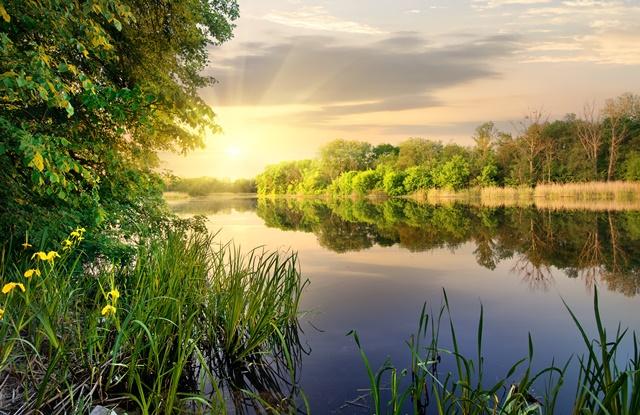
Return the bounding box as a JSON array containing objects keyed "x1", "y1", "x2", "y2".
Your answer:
[
  {"x1": 256, "y1": 97, "x2": 640, "y2": 196},
  {"x1": 0, "y1": 0, "x2": 239, "y2": 257},
  {"x1": 166, "y1": 176, "x2": 256, "y2": 196},
  {"x1": 0, "y1": 1, "x2": 307, "y2": 413},
  {"x1": 0, "y1": 227, "x2": 306, "y2": 413}
]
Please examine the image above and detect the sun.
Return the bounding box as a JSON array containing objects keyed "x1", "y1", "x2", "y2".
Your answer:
[{"x1": 225, "y1": 145, "x2": 242, "y2": 159}]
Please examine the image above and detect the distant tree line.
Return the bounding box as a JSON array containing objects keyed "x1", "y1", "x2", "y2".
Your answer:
[
  {"x1": 167, "y1": 177, "x2": 256, "y2": 196},
  {"x1": 256, "y1": 93, "x2": 640, "y2": 196}
]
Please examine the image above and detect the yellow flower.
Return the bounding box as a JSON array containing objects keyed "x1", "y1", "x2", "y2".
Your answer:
[
  {"x1": 23, "y1": 268, "x2": 41, "y2": 278},
  {"x1": 107, "y1": 288, "x2": 120, "y2": 303},
  {"x1": 32, "y1": 251, "x2": 47, "y2": 261},
  {"x1": 62, "y1": 239, "x2": 73, "y2": 251},
  {"x1": 71, "y1": 227, "x2": 86, "y2": 239},
  {"x1": 2, "y1": 282, "x2": 26, "y2": 294},
  {"x1": 32, "y1": 251, "x2": 60, "y2": 263},
  {"x1": 0, "y1": 307, "x2": 4, "y2": 319},
  {"x1": 101, "y1": 304, "x2": 117, "y2": 317}
]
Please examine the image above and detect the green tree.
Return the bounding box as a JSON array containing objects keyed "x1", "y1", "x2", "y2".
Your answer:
[
  {"x1": 473, "y1": 122, "x2": 498, "y2": 161},
  {"x1": 318, "y1": 139, "x2": 373, "y2": 179},
  {"x1": 0, "y1": 0, "x2": 239, "y2": 247},
  {"x1": 434, "y1": 155, "x2": 470, "y2": 190},
  {"x1": 396, "y1": 138, "x2": 442, "y2": 169}
]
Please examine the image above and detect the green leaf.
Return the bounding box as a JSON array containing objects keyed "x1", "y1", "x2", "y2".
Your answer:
[{"x1": 65, "y1": 102, "x2": 74, "y2": 117}]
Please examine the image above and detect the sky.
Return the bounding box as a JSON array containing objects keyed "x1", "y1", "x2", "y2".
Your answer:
[{"x1": 161, "y1": 0, "x2": 640, "y2": 179}]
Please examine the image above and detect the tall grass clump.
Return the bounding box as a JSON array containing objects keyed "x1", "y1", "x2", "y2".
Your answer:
[
  {"x1": 0, "y1": 227, "x2": 306, "y2": 414},
  {"x1": 533, "y1": 181, "x2": 640, "y2": 211},
  {"x1": 351, "y1": 288, "x2": 639, "y2": 415}
]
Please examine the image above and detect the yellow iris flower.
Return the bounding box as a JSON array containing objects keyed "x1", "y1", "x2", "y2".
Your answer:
[
  {"x1": 23, "y1": 269, "x2": 41, "y2": 278},
  {"x1": 31, "y1": 251, "x2": 60, "y2": 263},
  {"x1": 70, "y1": 227, "x2": 86, "y2": 239},
  {"x1": 2, "y1": 282, "x2": 26, "y2": 294},
  {"x1": 107, "y1": 288, "x2": 120, "y2": 302},
  {"x1": 101, "y1": 304, "x2": 117, "y2": 317},
  {"x1": 62, "y1": 239, "x2": 73, "y2": 251}
]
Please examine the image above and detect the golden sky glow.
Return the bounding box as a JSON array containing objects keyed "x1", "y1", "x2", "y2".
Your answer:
[{"x1": 161, "y1": 0, "x2": 640, "y2": 179}]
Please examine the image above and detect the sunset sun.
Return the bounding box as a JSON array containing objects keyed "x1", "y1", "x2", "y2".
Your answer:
[{"x1": 225, "y1": 145, "x2": 242, "y2": 159}]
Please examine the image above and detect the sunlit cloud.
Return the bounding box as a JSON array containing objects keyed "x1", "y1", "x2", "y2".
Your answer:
[
  {"x1": 205, "y1": 33, "x2": 519, "y2": 109},
  {"x1": 472, "y1": 0, "x2": 553, "y2": 10},
  {"x1": 263, "y1": 6, "x2": 386, "y2": 35}
]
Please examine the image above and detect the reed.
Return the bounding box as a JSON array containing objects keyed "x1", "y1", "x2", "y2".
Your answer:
[
  {"x1": 0, "y1": 228, "x2": 305, "y2": 414},
  {"x1": 409, "y1": 182, "x2": 640, "y2": 211},
  {"x1": 351, "y1": 288, "x2": 639, "y2": 415},
  {"x1": 534, "y1": 181, "x2": 640, "y2": 201}
]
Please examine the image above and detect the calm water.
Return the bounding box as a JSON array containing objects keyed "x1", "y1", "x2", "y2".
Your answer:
[{"x1": 171, "y1": 195, "x2": 640, "y2": 413}]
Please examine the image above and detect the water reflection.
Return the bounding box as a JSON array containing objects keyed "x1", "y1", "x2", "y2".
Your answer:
[{"x1": 256, "y1": 198, "x2": 640, "y2": 296}]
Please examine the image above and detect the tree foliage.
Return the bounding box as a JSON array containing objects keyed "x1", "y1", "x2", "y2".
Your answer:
[
  {"x1": 0, "y1": 0, "x2": 239, "y2": 248},
  {"x1": 255, "y1": 93, "x2": 640, "y2": 197}
]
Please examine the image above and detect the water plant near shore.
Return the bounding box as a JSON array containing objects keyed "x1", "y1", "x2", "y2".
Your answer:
[
  {"x1": 350, "y1": 288, "x2": 639, "y2": 415},
  {"x1": 0, "y1": 227, "x2": 306, "y2": 414}
]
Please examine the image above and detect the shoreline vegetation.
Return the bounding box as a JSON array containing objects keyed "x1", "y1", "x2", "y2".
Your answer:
[
  {"x1": 165, "y1": 179, "x2": 640, "y2": 212},
  {"x1": 0, "y1": 227, "x2": 307, "y2": 414},
  {"x1": 254, "y1": 98, "x2": 640, "y2": 206}
]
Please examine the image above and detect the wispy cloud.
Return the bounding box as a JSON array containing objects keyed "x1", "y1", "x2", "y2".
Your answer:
[
  {"x1": 206, "y1": 33, "x2": 519, "y2": 122},
  {"x1": 263, "y1": 6, "x2": 386, "y2": 35},
  {"x1": 472, "y1": 0, "x2": 553, "y2": 10}
]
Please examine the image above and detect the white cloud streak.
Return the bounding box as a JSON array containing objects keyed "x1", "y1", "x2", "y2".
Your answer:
[{"x1": 263, "y1": 6, "x2": 387, "y2": 35}]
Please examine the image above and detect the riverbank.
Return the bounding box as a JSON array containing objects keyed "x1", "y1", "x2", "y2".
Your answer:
[
  {"x1": 197, "y1": 181, "x2": 640, "y2": 211},
  {"x1": 0, "y1": 227, "x2": 305, "y2": 414},
  {"x1": 410, "y1": 181, "x2": 640, "y2": 210}
]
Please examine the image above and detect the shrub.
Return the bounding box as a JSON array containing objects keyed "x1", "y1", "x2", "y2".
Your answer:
[
  {"x1": 403, "y1": 166, "x2": 434, "y2": 193},
  {"x1": 476, "y1": 162, "x2": 500, "y2": 187},
  {"x1": 352, "y1": 170, "x2": 383, "y2": 195},
  {"x1": 383, "y1": 170, "x2": 408, "y2": 196},
  {"x1": 434, "y1": 155, "x2": 470, "y2": 190}
]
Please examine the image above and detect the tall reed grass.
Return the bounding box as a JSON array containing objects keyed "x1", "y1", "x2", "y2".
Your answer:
[
  {"x1": 0, "y1": 228, "x2": 306, "y2": 414},
  {"x1": 351, "y1": 288, "x2": 639, "y2": 415},
  {"x1": 412, "y1": 182, "x2": 640, "y2": 211}
]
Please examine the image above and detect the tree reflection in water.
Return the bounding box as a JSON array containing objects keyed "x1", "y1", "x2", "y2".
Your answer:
[{"x1": 257, "y1": 198, "x2": 640, "y2": 296}]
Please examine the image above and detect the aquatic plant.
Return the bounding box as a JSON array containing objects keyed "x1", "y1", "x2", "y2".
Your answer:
[{"x1": 350, "y1": 288, "x2": 639, "y2": 415}]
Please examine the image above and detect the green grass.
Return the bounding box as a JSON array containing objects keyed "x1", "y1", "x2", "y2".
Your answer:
[
  {"x1": 0, "y1": 227, "x2": 306, "y2": 414},
  {"x1": 350, "y1": 288, "x2": 640, "y2": 415}
]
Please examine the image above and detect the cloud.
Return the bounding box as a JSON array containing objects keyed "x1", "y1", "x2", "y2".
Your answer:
[
  {"x1": 472, "y1": 0, "x2": 553, "y2": 10},
  {"x1": 206, "y1": 33, "x2": 519, "y2": 118},
  {"x1": 263, "y1": 6, "x2": 386, "y2": 35}
]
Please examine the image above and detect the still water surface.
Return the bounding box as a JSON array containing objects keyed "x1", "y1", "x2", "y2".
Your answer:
[{"x1": 171, "y1": 195, "x2": 640, "y2": 413}]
